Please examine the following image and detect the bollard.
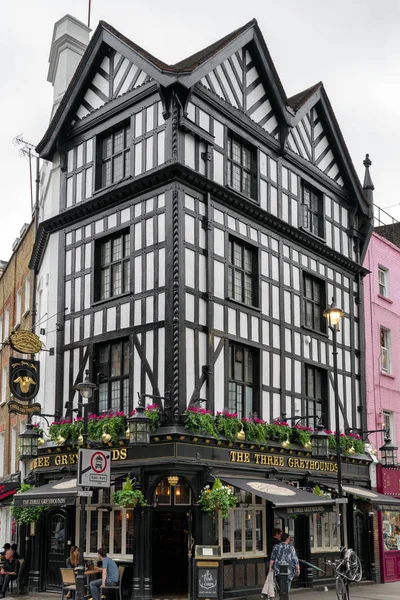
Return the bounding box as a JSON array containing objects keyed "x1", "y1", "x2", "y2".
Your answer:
[{"x1": 279, "y1": 561, "x2": 289, "y2": 600}]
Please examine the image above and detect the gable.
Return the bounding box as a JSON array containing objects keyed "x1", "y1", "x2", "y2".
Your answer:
[
  {"x1": 200, "y1": 45, "x2": 279, "y2": 138},
  {"x1": 286, "y1": 106, "x2": 344, "y2": 187},
  {"x1": 74, "y1": 49, "x2": 152, "y2": 122}
]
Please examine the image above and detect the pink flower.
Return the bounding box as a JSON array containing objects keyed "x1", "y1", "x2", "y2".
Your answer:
[{"x1": 130, "y1": 410, "x2": 136, "y2": 416}]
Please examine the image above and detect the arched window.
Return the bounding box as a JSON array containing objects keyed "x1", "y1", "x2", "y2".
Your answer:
[{"x1": 153, "y1": 477, "x2": 191, "y2": 506}]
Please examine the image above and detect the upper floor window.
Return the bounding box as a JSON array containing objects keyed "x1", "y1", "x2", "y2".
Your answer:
[
  {"x1": 303, "y1": 273, "x2": 325, "y2": 333},
  {"x1": 302, "y1": 183, "x2": 324, "y2": 238},
  {"x1": 95, "y1": 231, "x2": 130, "y2": 301},
  {"x1": 24, "y1": 276, "x2": 31, "y2": 315},
  {"x1": 97, "y1": 339, "x2": 130, "y2": 413},
  {"x1": 3, "y1": 308, "x2": 9, "y2": 339},
  {"x1": 15, "y1": 289, "x2": 22, "y2": 327},
  {"x1": 228, "y1": 238, "x2": 258, "y2": 306},
  {"x1": 378, "y1": 266, "x2": 389, "y2": 298},
  {"x1": 380, "y1": 328, "x2": 391, "y2": 374},
  {"x1": 227, "y1": 133, "x2": 256, "y2": 199},
  {"x1": 228, "y1": 343, "x2": 255, "y2": 419},
  {"x1": 383, "y1": 410, "x2": 394, "y2": 439},
  {"x1": 97, "y1": 122, "x2": 131, "y2": 189},
  {"x1": 1, "y1": 365, "x2": 7, "y2": 404},
  {"x1": 304, "y1": 364, "x2": 327, "y2": 426}
]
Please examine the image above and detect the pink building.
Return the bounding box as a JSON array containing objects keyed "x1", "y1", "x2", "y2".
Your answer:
[
  {"x1": 364, "y1": 221, "x2": 400, "y2": 582},
  {"x1": 364, "y1": 226, "x2": 400, "y2": 453}
]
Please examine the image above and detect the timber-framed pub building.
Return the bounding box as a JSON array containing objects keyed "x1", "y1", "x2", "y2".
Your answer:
[{"x1": 19, "y1": 13, "x2": 391, "y2": 598}]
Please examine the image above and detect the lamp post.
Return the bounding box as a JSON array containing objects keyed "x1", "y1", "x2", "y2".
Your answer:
[
  {"x1": 323, "y1": 299, "x2": 345, "y2": 553},
  {"x1": 74, "y1": 370, "x2": 97, "y2": 600},
  {"x1": 19, "y1": 423, "x2": 40, "y2": 462},
  {"x1": 127, "y1": 394, "x2": 151, "y2": 445}
]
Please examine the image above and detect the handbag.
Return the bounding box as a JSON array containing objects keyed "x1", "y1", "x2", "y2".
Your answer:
[{"x1": 261, "y1": 569, "x2": 275, "y2": 598}]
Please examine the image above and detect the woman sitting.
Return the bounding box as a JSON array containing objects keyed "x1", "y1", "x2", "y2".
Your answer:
[{"x1": 66, "y1": 545, "x2": 80, "y2": 570}]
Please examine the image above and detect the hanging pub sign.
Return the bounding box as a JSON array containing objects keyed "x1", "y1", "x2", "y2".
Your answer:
[
  {"x1": 8, "y1": 400, "x2": 42, "y2": 416},
  {"x1": 9, "y1": 357, "x2": 40, "y2": 402},
  {"x1": 8, "y1": 330, "x2": 43, "y2": 354}
]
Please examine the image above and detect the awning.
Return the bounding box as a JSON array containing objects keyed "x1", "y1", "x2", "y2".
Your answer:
[
  {"x1": 13, "y1": 478, "x2": 79, "y2": 507},
  {"x1": 342, "y1": 485, "x2": 400, "y2": 510},
  {"x1": 0, "y1": 481, "x2": 20, "y2": 504},
  {"x1": 220, "y1": 477, "x2": 335, "y2": 516}
]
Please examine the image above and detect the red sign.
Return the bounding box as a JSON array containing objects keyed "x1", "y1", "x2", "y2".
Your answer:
[{"x1": 382, "y1": 468, "x2": 400, "y2": 497}]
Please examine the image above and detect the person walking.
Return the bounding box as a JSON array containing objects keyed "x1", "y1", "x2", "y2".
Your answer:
[
  {"x1": 269, "y1": 533, "x2": 300, "y2": 590},
  {"x1": 267, "y1": 528, "x2": 282, "y2": 561},
  {"x1": 0, "y1": 549, "x2": 20, "y2": 598},
  {"x1": 89, "y1": 548, "x2": 118, "y2": 600}
]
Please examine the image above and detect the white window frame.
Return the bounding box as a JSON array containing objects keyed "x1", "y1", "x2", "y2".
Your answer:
[
  {"x1": 310, "y1": 507, "x2": 347, "y2": 553},
  {"x1": 218, "y1": 489, "x2": 266, "y2": 557},
  {"x1": 378, "y1": 266, "x2": 389, "y2": 298},
  {"x1": 10, "y1": 425, "x2": 17, "y2": 474},
  {"x1": 4, "y1": 308, "x2": 9, "y2": 339},
  {"x1": 380, "y1": 327, "x2": 392, "y2": 374},
  {"x1": 0, "y1": 432, "x2": 5, "y2": 477},
  {"x1": 1, "y1": 365, "x2": 7, "y2": 404},
  {"x1": 15, "y1": 289, "x2": 22, "y2": 327},
  {"x1": 75, "y1": 487, "x2": 134, "y2": 560},
  {"x1": 24, "y1": 276, "x2": 31, "y2": 315},
  {"x1": 383, "y1": 410, "x2": 395, "y2": 439}
]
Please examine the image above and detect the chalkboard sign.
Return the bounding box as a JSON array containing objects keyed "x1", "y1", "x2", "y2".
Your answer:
[{"x1": 197, "y1": 566, "x2": 218, "y2": 598}]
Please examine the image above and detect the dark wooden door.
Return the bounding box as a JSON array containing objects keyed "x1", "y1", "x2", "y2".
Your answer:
[
  {"x1": 45, "y1": 511, "x2": 67, "y2": 590},
  {"x1": 152, "y1": 510, "x2": 189, "y2": 595},
  {"x1": 353, "y1": 511, "x2": 368, "y2": 579}
]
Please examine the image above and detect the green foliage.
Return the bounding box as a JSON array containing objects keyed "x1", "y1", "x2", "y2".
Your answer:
[
  {"x1": 49, "y1": 413, "x2": 127, "y2": 445},
  {"x1": 198, "y1": 478, "x2": 238, "y2": 518},
  {"x1": 264, "y1": 422, "x2": 292, "y2": 441},
  {"x1": 11, "y1": 483, "x2": 48, "y2": 524},
  {"x1": 215, "y1": 414, "x2": 242, "y2": 441},
  {"x1": 113, "y1": 478, "x2": 147, "y2": 508},
  {"x1": 290, "y1": 427, "x2": 312, "y2": 447},
  {"x1": 144, "y1": 405, "x2": 161, "y2": 431},
  {"x1": 184, "y1": 408, "x2": 219, "y2": 438},
  {"x1": 242, "y1": 420, "x2": 267, "y2": 444},
  {"x1": 329, "y1": 434, "x2": 365, "y2": 455}
]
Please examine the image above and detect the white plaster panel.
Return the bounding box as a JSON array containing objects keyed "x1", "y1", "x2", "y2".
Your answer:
[
  {"x1": 214, "y1": 260, "x2": 224, "y2": 298},
  {"x1": 107, "y1": 307, "x2": 116, "y2": 331},
  {"x1": 228, "y1": 308, "x2": 236, "y2": 335},
  {"x1": 214, "y1": 350, "x2": 225, "y2": 414},
  {"x1": 186, "y1": 328, "x2": 195, "y2": 401},
  {"x1": 199, "y1": 298, "x2": 206, "y2": 326},
  {"x1": 94, "y1": 311, "x2": 103, "y2": 336},
  {"x1": 213, "y1": 150, "x2": 224, "y2": 185},
  {"x1": 214, "y1": 303, "x2": 224, "y2": 330},
  {"x1": 185, "y1": 249, "x2": 195, "y2": 288},
  {"x1": 186, "y1": 293, "x2": 195, "y2": 322}
]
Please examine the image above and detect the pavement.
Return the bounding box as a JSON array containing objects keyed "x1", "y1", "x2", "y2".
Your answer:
[{"x1": 5, "y1": 582, "x2": 400, "y2": 599}]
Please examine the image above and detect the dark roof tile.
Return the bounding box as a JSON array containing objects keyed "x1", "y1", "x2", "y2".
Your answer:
[{"x1": 287, "y1": 82, "x2": 322, "y2": 111}]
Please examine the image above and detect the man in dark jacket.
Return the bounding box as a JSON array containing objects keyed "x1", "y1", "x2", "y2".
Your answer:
[
  {"x1": 0, "y1": 549, "x2": 20, "y2": 598},
  {"x1": 267, "y1": 528, "x2": 282, "y2": 561}
]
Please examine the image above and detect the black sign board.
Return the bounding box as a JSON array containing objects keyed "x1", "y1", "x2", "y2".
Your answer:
[
  {"x1": 9, "y1": 357, "x2": 40, "y2": 402},
  {"x1": 197, "y1": 565, "x2": 218, "y2": 598},
  {"x1": 8, "y1": 400, "x2": 42, "y2": 416}
]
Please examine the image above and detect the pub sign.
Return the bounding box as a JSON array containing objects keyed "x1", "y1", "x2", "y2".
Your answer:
[{"x1": 9, "y1": 357, "x2": 40, "y2": 402}]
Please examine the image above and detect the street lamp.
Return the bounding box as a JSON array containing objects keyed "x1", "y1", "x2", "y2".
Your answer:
[
  {"x1": 310, "y1": 422, "x2": 330, "y2": 459},
  {"x1": 19, "y1": 423, "x2": 40, "y2": 462},
  {"x1": 74, "y1": 370, "x2": 97, "y2": 600},
  {"x1": 128, "y1": 395, "x2": 151, "y2": 445},
  {"x1": 323, "y1": 298, "x2": 345, "y2": 553},
  {"x1": 379, "y1": 437, "x2": 398, "y2": 466}
]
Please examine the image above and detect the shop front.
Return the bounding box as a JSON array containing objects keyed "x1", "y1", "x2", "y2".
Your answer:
[
  {"x1": 21, "y1": 432, "x2": 374, "y2": 598},
  {"x1": 376, "y1": 465, "x2": 400, "y2": 582}
]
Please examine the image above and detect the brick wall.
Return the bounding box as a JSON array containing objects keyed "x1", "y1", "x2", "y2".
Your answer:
[{"x1": 0, "y1": 220, "x2": 35, "y2": 476}]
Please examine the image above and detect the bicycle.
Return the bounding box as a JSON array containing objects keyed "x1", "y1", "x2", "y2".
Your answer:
[{"x1": 325, "y1": 548, "x2": 362, "y2": 600}]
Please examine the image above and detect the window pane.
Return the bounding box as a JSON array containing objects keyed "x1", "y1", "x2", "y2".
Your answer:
[
  {"x1": 100, "y1": 268, "x2": 110, "y2": 300},
  {"x1": 99, "y1": 382, "x2": 108, "y2": 412},
  {"x1": 126, "y1": 511, "x2": 134, "y2": 554},
  {"x1": 114, "y1": 510, "x2": 123, "y2": 554},
  {"x1": 123, "y1": 260, "x2": 130, "y2": 293},
  {"x1": 113, "y1": 154, "x2": 123, "y2": 182},
  {"x1": 103, "y1": 136, "x2": 112, "y2": 159},
  {"x1": 112, "y1": 264, "x2": 122, "y2": 296},
  {"x1": 111, "y1": 344, "x2": 122, "y2": 377},
  {"x1": 90, "y1": 511, "x2": 99, "y2": 553},
  {"x1": 222, "y1": 515, "x2": 231, "y2": 553},
  {"x1": 102, "y1": 512, "x2": 110, "y2": 553},
  {"x1": 234, "y1": 511, "x2": 242, "y2": 552},
  {"x1": 114, "y1": 130, "x2": 124, "y2": 153},
  {"x1": 245, "y1": 510, "x2": 253, "y2": 551},
  {"x1": 112, "y1": 237, "x2": 122, "y2": 261}
]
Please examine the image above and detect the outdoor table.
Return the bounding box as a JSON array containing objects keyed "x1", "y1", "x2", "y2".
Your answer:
[{"x1": 84, "y1": 567, "x2": 102, "y2": 595}]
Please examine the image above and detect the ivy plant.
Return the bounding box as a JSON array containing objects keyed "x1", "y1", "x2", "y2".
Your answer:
[{"x1": 11, "y1": 483, "x2": 48, "y2": 524}]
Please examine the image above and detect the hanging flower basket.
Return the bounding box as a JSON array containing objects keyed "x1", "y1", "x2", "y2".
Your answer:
[
  {"x1": 11, "y1": 484, "x2": 48, "y2": 524},
  {"x1": 113, "y1": 477, "x2": 147, "y2": 508},
  {"x1": 198, "y1": 478, "x2": 237, "y2": 518}
]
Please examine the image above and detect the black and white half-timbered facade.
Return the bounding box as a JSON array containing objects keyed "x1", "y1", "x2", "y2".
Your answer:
[{"x1": 27, "y1": 15, "x2": 374, "y2": 598}]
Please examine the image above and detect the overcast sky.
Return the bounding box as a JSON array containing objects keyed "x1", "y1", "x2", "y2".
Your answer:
[{"x1": 1, "y1": 0, "x2": 399, "y2": 260}]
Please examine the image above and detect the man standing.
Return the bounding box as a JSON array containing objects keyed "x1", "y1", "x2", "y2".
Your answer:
[
  {"x1": 270, "y1": 533, "x2": 300, "y2": 590},
  {"x1": 0, "y1": 549, "x2": 20, "y2": 598},
  {"x1": 89, "y1": 548, "x2": 118, "y2": 600},
  {"x1": 267, "y1": 528, "x2": 282, "y2": 560}
]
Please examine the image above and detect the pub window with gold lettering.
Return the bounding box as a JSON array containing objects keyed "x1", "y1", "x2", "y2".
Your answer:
[{"x1": 218, "y1": 487, "x2": 266, "y2": 557}]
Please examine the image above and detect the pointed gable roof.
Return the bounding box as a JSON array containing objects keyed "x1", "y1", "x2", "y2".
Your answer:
[{"x1": 36, "y1": 17, "x2": 370, "y2": 219}]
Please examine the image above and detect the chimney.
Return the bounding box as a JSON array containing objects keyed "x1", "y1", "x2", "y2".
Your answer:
[{"x1": 47, "y1": 14, "x2": 91, "y2": 116}]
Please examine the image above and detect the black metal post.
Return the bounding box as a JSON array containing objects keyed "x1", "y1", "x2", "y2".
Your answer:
[
  {"x1": 332, "y1": 327, "x2": 345, "y2": 550},
  {"x1": 75, "y1": 402, "x2": 88, "y2": 600},
  {"x1": 279, "y1": 561, "x2": 289, "y2": 600}
]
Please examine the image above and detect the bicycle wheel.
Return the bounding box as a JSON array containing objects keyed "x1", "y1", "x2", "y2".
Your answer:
[
  {"x1": 346, "y1": 550, "x2": 362, "y2": 582},
  {"x1": 335, "y1": 576, "x2": 348, "y2": 600}
]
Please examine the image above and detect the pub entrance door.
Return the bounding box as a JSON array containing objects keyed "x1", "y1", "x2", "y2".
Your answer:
[
  {"x1": 44, "y1": 510, "x2": 68, "y2": 590},
  {"x1": 152, "y1": 510, "x2": 189, "y2": 596}
]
